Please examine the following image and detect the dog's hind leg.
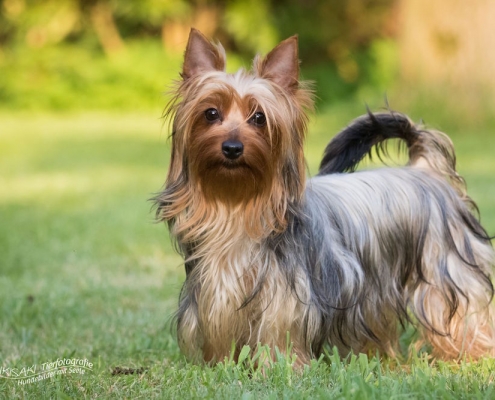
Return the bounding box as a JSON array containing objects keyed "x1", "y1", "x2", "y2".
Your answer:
[{"x1": 409, "y1": 212, "x2": 495, "y2": 359}]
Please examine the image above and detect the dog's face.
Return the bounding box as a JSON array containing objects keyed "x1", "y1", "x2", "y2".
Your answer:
[
  {"x1": 167, "y1": 29, "x2": 313, "y2": 207},
  {"x1": 184, "y1": 76, "x2": 275, "y2": 204}
]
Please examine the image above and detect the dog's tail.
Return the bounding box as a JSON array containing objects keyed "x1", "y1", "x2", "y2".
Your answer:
[{"x1": 318, "y1": 110, "x2": 474, "y2": 208}]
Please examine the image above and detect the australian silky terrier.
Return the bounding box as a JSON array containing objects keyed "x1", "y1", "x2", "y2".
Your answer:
[{"x1": 154, "y1": 29, "x2": 495, "y2": 364}]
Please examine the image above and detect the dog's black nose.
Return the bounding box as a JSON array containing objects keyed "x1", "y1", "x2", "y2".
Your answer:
[{"x1": 221, "y1": 140, "x2": 244, "y2": 160}]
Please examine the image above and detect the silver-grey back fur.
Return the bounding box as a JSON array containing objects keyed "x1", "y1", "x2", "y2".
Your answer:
[{"x1": 272, "y1": 167, "x2": 494, "y2": 357}]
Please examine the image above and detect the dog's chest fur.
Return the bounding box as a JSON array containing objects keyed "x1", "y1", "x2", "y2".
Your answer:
[{"x1": 178, "y1": 207, "x2": 309, "y2": 361}]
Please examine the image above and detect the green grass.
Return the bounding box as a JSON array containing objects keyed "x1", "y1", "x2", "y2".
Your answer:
[{"x1": 1, "y1": 108, "x2": 495, "y2": 398}]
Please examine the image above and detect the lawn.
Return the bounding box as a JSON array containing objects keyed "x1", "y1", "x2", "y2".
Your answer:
[{"x1": 1, "y1": 107, "x2": 495, "y2": 399}]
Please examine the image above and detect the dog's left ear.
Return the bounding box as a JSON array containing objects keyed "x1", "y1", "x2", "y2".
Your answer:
[{"x1": 258, "y1": 36, "x2": 299, "y2": 91}]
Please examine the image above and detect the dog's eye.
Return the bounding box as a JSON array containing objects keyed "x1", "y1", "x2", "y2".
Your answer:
[
  {"x1": 204, "y1": 108, "x2": 220, "y2": 122},
  {"x1": 250, "y1": 112, "x2": 266, "y2": 127}
]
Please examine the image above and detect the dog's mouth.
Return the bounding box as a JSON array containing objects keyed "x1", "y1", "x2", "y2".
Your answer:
[
  {"x1": 220, "y1": 159, "x2": 250, "y2": 170},
  {"x1": 202, "y1": 157, "x2": 250, "y2": 171},
  {"x1": 200, "y1": 155, "x2": 254, "y2": 175}
]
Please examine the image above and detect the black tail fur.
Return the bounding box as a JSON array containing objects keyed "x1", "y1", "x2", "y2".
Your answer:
[{"x1": 318, "y1": 111, "x2": 420, "y2": 175}]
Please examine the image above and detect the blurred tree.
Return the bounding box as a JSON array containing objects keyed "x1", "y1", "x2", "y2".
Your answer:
[
  {"x1": 1, "y1": 0, "x2": 396, "y2": 61},
  {"x1": 0, "y1": 0, "x2": 399, "y2": 107},
  {"x1": 223, "y1": 0, "x2": 278, "y2": 54},
  {"x1": 399, "y1": 0, "x2": 495, "y2": 90},
  {"x1": 110, "y1": 0, "x2": 191, "y2": 50},
  {"x1": 271, "y1": 0, "x2": 396, "y2": 80},
  {"x1": 1, "y1": 0, "x2": 81, "y2": 47},
  {"x1": 0, "y1": 0, "x2": 19, "y2": 45},
  {"x1": 87, "y1": 0, "x2": 124, "y2": 55}
]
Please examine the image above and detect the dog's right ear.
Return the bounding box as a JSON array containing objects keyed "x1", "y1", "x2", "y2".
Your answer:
[{"x1": 182, "y1": 28, "x2": 225, "y2": 80}]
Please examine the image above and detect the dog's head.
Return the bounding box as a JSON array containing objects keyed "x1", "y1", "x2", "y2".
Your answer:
[{"x1": 158, "y1": 29, "x2": 313, "y2": 237}]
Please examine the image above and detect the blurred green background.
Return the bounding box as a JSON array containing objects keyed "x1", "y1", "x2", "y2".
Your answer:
[
  {"x1": 1, "y1": 0, "x2": 401, "y2": 110},
  {"x1": 1, "y1": 2, "x2": 495, "y2": 397},
  {"x1": 0, "y1": 0, "x2": 493, "y2": 113},
  {"x1": 1, "y1": 0, "x2": 493, "y2": 221}
]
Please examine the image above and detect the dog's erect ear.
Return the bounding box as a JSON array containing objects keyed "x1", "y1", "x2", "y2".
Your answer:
[
  {"x1": 182, "y1": 28, "x2": 225, "y2": 80},
  {"x1": 259, "y1": 36, "x2": 299, "y2": 91}
]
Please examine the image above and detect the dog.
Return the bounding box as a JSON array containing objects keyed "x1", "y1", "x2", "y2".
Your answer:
[{"x1": 154, "y1": 28, "x2": 495, "y2": 365}]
